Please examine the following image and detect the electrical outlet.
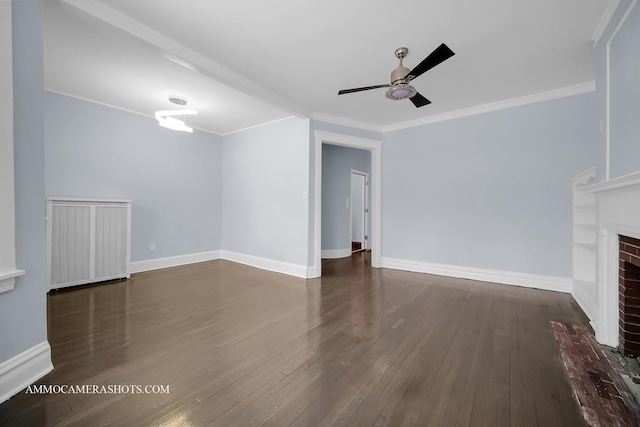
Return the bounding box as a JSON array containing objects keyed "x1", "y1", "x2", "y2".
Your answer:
[{"x1": 149, "y1": 243, "x2": 156, "y2": 252}]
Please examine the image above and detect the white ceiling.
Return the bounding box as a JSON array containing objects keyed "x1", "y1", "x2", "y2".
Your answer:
[{"x1": 43, "y1": 0, "x2": 613, "y2": 135}]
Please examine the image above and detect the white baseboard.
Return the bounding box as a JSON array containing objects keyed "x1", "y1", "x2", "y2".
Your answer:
[
  {"x1": 321, "y1": 248, "x2": 351, "y2": 259},
  {"x1": 221, "y1": 250, "x2": 308, "y2": 279},
  {"x1": 0, "y1": 341, "x2": 53, "y2": 404},
  {"x1": 131, "y1": 250, "x2": 310, "y2": 279},
  {"x1": 571, "y1": 287, "x2": 599, "y2": 326},
  {"x1": 130, "y1": 250, "x2": 222, "y2": 273},
  {"x1": 307, "y1": 265, "x2": 319, "y2": 279},
  {"x1": 382, "y1": 257, "x2": 572, "y2": 293}
]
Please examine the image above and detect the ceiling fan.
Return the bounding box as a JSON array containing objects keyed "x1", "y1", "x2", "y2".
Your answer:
[{"x1": 338, "y1": 43, "x2": 455, "y2": 108}]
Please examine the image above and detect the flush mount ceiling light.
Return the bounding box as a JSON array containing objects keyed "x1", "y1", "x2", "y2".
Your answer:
[
  {"x1": 168, "y1": 96, "x2": 188, "y2": 106},
  {"x1": 155, "y1": 97, "x2": 197, "y2": 132},
  {"x1": 155, "y1": 109, "x2": 198, "y2": 132}
]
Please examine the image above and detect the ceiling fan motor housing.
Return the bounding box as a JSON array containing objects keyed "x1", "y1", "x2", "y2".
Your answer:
[
  {"x1": 391, "y1": 65, "x2": 411, "y2": 85},
  {"x1": 387, "y1": 47, "x2": 415, "y2": 100}
]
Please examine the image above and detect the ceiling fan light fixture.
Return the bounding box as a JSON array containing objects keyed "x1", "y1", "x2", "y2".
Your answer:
[{"x1": 385, "y1": 84, "x2": 416, "y2": 101}]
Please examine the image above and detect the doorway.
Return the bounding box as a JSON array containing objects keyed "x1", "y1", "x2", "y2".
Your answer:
[
  {"x1": 312, "y1": 130, "x2": 383, "y2": 278},
  {"x1": 350, "y1": 170, "x2": 368, "y2": 253}
]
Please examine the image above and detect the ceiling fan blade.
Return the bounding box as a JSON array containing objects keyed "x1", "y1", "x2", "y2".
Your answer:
[
  {"x1": 410, "y1": 92, "x2": 431, "y2": 108},
  {"x1": 405, "y1": 43, "x2": 455, "y2": 81},
  {"x1": 338, "y1": 84, "x2": 391, "y2": 95}
]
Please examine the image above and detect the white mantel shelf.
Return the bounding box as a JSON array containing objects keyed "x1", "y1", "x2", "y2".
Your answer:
[
  {"x1": 0, "y1": 270, "x2": 26, "y2": 294},
  {"x1": 581, "y1": 170, "x2": 640, "y2": 193}
]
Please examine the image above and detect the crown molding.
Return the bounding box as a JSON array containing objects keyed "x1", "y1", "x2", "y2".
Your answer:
[
  {"x1": 592, "y1": 0, "x2": 621, "y2": 46},
  {"x1": 44, "y1": 89, "x2": 225, "y2": 136},
  {"x1": 60, "y1": 0, "x2": 311, "y2": 120},
  {"x1": 311, "y1": 113, "x2": 383, "y2": 133},
  {"x1": 56, "y1": 1, "x2": 602, "y2": 138},
  {"x1": 381, "y1": 82, "x2": 596, "y2": 133},
  {"x1": 221, "y1": 116, "x2": 297, "y2": 136}
]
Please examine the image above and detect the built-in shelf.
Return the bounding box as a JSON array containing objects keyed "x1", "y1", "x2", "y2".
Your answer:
[{"x1": 572, "y1": 167, "x2": 597, "y2": 303}]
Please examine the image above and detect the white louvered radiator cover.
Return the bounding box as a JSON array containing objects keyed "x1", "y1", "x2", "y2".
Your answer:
[{"x1": 47, "y1": 198, "x2": 131, "y2": 290}]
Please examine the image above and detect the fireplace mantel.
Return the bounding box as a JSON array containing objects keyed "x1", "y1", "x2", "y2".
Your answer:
[
  {"x1": 582, "y1": 170, "x2": 640, "y2": 195},
  {"x1": 584, "y1": 171, "x2": 640, "y2": 241},
  {"x1": 573, "y1": 169, "x2": 640, "y2": 348}
]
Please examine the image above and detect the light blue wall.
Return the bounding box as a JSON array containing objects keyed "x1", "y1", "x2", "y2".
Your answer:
[
  {"x1": 383, "y1": 92, "x2": 597, "y2": 277},
  {"x1": 222, "y1": 117, "x2": 310, "y2": 266},
  {"x1": 608, "y1": 1, "x2": 640, "y2": 178},
  {"x1": 1, "y1": 0, "x2": 48, "y2": 362},
  {"x1": 321, "y1": 144, "x2": 371, "y2": 251},
  {"x1": 44, "y1": 92, "x2": 223, "y2": 262}
]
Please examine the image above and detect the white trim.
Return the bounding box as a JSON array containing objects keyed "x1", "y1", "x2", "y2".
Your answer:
[
  {"x1": 313, "y1": 82, "x2": 595, "y2": 135},
  {"x1": 0, "y1": 341, "x2": 53, "y2": 404},
  {"x1": 306, "y1": 265, "x2": 318, "y2": 278},
  {"x1": 60, "y1": 0, "x2": 310, "y2": 120},
  {"x1": 321, "y1": 248, "x2": 352, "y2": 259},
  {"x1": 606, "y1": 40, "x2": 612, "y2": 180},
  {"x1": 220, "y1": 250, "x2": 308, "y2": 278},
  {"x1": 382, "y1": 82, "x2": 595, "y2": 132},
  {"x1": 45, "y1": 89, "x2": 225, "y2": 136},
  {"x1": 314, "y1": 131, "x2": 383, "y2": 279},
  {"x1": 130, "y1": 250, "x2": 222, "y2": 273},
  {"x1": 582, "y1": 169, "x2": 640, "y2": 194},
  {"x1": 0, "y1": 269, "x2": 25, "y2": 294},
  {"x1": 47, "y1": 196, "x2": 132, "y2": 204},
  {"x1": 0, "y1": 2, "x2": 18, "y2": 297},
  {"x1": 311, "y1": 113, "x2": 383, "y2": 133},
  {"x1": 593, "y1": 0, "x2": 621, "y2": 46},
  {"x1": 572, "y1": 282, "x2": 599, "y2": 328},
  {"x1": 572, "y1": 165, "x2": 597, "y2": 184},
  {"x1": 47, "y1": 88, "x2": 294, "y2": 138},
  {"x1": 605, "y1": 0, "x2": 637, "y2": 180},
  {"x1": 350, "y1": 169, "x2": 369, "y2": 251},
  {"x1": 596, "y1": 228, "x2": 620, "y2": 346},
  {"x1": 220, "y1": 115, "x2": 296, "y2": 136},
  {"x1": 131, "y1": 250, "x2": 311, "y2": 278},
  {"x1": 382, "y1": 257, "x2": 572, "y2": 293}
]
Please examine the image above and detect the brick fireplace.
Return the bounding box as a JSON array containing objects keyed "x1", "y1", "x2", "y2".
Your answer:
[
  {"x1": 571, "y1": 169, "x2": 640, "y2": 349},
  {"x1": 619, "y1": 235, "x2": 640, "y2": 357}
]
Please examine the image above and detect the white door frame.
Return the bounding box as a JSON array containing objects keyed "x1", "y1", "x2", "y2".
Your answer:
[
  {"x1": 350, "y1": 169, "x2": 368, "y2": 251},
  {"x1": 312, "y1": 131, "x2": 382, "y2": 278}
]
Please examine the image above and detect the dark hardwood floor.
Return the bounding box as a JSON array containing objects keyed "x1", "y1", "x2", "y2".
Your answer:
[{"x1": 0, "y1": 253, "x2": 589, "y2": 426}]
